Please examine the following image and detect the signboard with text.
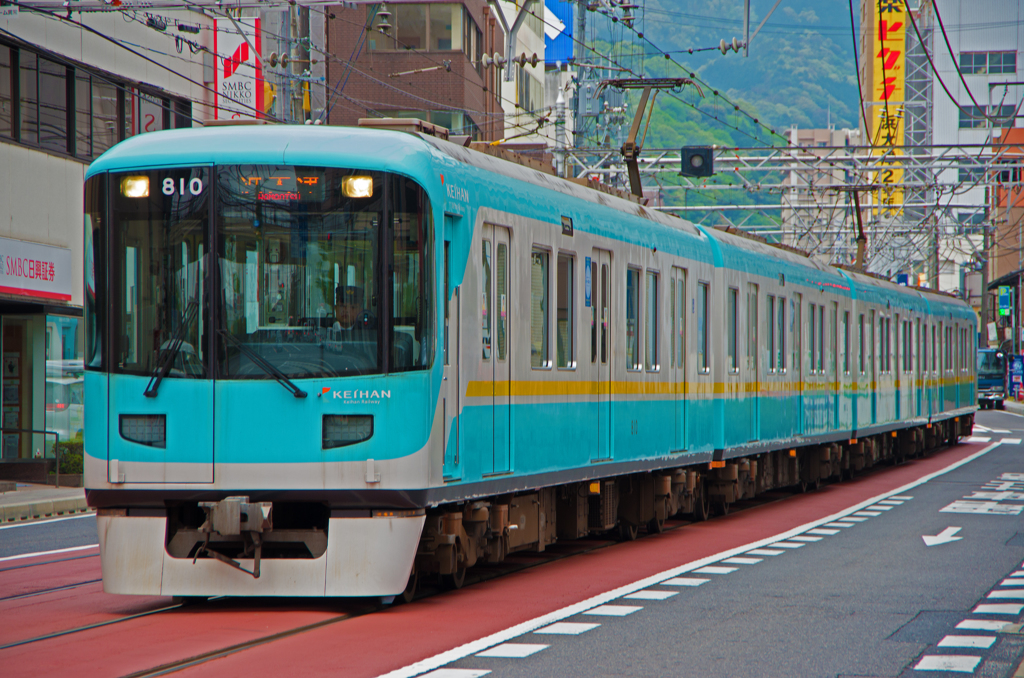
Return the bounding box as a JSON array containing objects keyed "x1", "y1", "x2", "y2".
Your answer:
[
  {"x1": 213, "y1": 19, "x2": 264, "y2": 120},
  {"x1": 868, "y1": 0, "x2": 906, "y2": 217},
  {"x1": 0, "y1": 236, "x2": 72, "y2": 301}
]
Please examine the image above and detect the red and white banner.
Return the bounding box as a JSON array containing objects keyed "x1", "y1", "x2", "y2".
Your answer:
[
  {"x1": 0, "y1": 237, "x2": 72, "y2": 302},
  {"x1": 213, "y1": 19, "x2": 264, "y2": 120}
]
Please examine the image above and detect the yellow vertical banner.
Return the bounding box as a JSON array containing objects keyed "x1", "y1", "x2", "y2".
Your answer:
[{"x1": 869, "y1": 0, "x2": 907, "y2": 216}]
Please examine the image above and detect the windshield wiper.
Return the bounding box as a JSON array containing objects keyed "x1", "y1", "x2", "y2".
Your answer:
[
  {"x1": 144, "y1": 299, "x2": 199, "y2": 398},
  {"x1": 219, "y1": 330, "x2": 308, "y2": 398}
]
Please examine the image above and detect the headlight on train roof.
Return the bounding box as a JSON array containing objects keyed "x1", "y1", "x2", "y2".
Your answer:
[
  {"x1": 342, "y1": 176, "x2": 374, "y2": 199},
  {"x1": 120, "y1": 176, "x2": 150, "y2": 198}
]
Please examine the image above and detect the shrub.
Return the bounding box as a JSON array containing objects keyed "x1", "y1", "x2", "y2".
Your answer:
[{"x1": 56, "y1": 442, "x2": 84, "y2": 475}]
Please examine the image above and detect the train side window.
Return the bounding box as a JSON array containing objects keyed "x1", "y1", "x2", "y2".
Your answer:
[
  {"x1": 922, "y1": 323, "x2": 928, "y2": 375},
  {"x1": 858, "y1": 313, "x2": 865, "y2": 374},
  {"x1": 792, "y1": 294, "x2": 801, "y2": 375},
  {"x1": 767, "y1": 295, "x2": 776, "y2": 374},
  {"x1": 842, "y1": 310, "x2": 850, "y2": 374},
  {"x1": 697, "y1": 281, "x2": 709, "y2": 373},
  {"x1": 809, "y1": 303, "x2": 817, "y2": 375},
  {"x1": 777, "y1": 296, "x2": 787, "y2": 373},
  {"x1": 645, "y1": 270, "x2": 659, "y2": 371},
  {"x1": 556, "y1": 252, "x2": 574, "y2": 369},
  {"x1": 482, "y1": 240, "x2": 491, "y2": 360},
  {"x1": 601, "y1": 263, "x2": 609, "y2": 364},
  {"x1": 747, "y1": 283, "x2": 758, "y2": 375},
  {"x1": 530, "y1": 249, "x2": 551, "y2": 368},
  {"x1": 675, "y1": 272, "x2": 687, "y2": 369},
  {"x1": 497, "y1": 243, "x2": 508, "y2": 361},
  {"x1": 817, "y1": 305, "x2": 824, "y2": 374},
  {"x1": 931, "y1": 324, "x2": 936, "y2": 373},
  {"x1": 727, "y1": 287, "x2": 738, "y2": 373},
  {"x1": 626, "y1": 267, "x2": 641, "y2": 371},
  {"x1": 590, "y1": 259, "x2": 597, "y2": 363},
  {"x1": 444, "y1": 242, "x2": 450, "y2": 366}
]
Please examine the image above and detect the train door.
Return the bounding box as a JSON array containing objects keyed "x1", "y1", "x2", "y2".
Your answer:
[
  {"x1": 593, "y1": 249, "x2": 612, "y2": 461},
  {"x1": 870, "y1": 309, "x2": 877, "y2": 425},
  {"x1": 442, "y1": 230, "x2": 461, "y2": 480},
  {"x1": 793, "y1": 294, "x2": 803, "y2": 435},
  {"x1": 670, "y1": 267, "x2": 687, "y2": 451},
  {"x1": 746, "y1": 283, "x2": 759, "y2": 440},
  {"x1": 894, "y1": 313, "x2": 901, "y2": 421},
  {"x1": 492, "y1": 227, "x2": 511, "y2": 474}
]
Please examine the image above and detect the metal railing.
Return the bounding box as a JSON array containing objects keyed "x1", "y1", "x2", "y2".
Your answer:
[{"x1": 0, "y1": 428, "x2": 64, "y2": 487}]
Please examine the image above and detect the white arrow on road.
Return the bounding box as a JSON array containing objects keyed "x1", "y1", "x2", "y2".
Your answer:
[{"x1": 923, "y1": 527, "x2": 963, "y2": 546}]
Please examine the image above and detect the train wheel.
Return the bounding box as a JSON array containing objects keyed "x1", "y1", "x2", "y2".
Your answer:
[
  {"x1": 399, "y1": 567, "x2": 419, "y2": 604},
  {"x1": 715, "y1": 498, "x2": 730, "y2": 516},
  {"x1": 692, "y1": 487, "x2": 710, "y2": 522},
  {"x1": 618, "y1": 522, "x2": 639, "y2": 541},
  {"x1": 647, "y1": 515, "x2": 665, "y2": 534},
  {"x1": 440, "y1": 544, "x2": 467, "y2": 590}
]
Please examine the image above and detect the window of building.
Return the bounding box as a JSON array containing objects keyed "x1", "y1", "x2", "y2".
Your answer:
[
  {"x1": 530, "y1": 249, "x2": 549, "y2": 368},
  {"x1": 0, "y1": 45, "x2": 11, "y2": 139},
  {"x1": 991, "y1": 51, "x2": 1017, "y2": 74},
  {"x1": 645, "y1": 271, "x2": 658, "y2": 371},
  {"x1": 626, "y1": 267, "x2": 640, "y2": 370},
  {"x1": 960, "y1": 50, "x2": 1017, "y2": 75},
  {"x1": 959, "y1": 104, "x2": 1017, "y2": 129},
  {"x1": 37, "y1": 56, "x2": 67, "y2": 154},
  {"x1": 697, "y1": 281, "x2": 709, "y2": 373},
  {"x1": 727, "y1": 287, "x2": 738, "y2": 373},
  {"x1": 19, "y1": 50, "x2": 38, "y2": 147},
  {"x1": 370, "y1": 4, "x2": 469, "y2": 52},
  {"x1": 557, "y1": 253, "x2": 574, "y2": 368},
  {"x1": 517, "y1": 68, "x2": 543, "y2": 113}
]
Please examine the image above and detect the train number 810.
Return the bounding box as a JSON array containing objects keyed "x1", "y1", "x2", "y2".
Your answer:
[{"x1": 163, "y1": 177, "x2": 204, "y2": 196}]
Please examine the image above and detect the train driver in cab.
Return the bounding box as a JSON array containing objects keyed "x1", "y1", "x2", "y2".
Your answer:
[{"x1": 333, "y1": 285, "x2": 376, "y2": 336}]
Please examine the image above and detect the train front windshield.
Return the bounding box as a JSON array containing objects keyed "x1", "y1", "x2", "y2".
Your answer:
[
  {"x1": 84, "y1": 166, "x2": 434, "y2": 380},
  {"x1": 977, "y1": 350, "x2": 1005, "y2": 378}
]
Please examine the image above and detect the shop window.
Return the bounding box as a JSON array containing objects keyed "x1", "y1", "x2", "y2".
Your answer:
[{"x1": 45, "y1": 315, "x2": 85, "y2": 445}]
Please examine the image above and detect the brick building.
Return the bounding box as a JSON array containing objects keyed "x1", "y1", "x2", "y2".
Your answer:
[{"x1": 326, "y1": 1, "x2": 503, "y2": 140}]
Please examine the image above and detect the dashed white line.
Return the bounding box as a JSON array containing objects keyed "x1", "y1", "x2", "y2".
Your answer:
[
  {"x1": 999, "y1": 579, "x2": 1024, "y2": 587},
  {"x1": 721, "y1": 557, "x2": 763, "y2": 565},
  {"x1": 914, "y1": 655, "x2": 982, "y2": 672},
  {"x1": 787, "y1": 535, "x2": 823, "y2": 542},
  {"x1": 865, "y1": 505, "x2": 895, "y2": 511},
  {"x1": 937, "y1": 635, "x2": 996, "y2": 649},
  {"x1": 475, "y1": 644, "x2": 548, "y2": 658},
  {"x1": 661, "y1": 577, "x2": 709, "y2": 586},
  {"x1": 853, "y1": 511, "x2": 883, "y2": 517},
  {"x1": 583, "y1": 605, "x2": 642, "y2": 617},
  {"x1": 692, "y1": 566, "x2": 738, "y2": 575},
  {"x1": 965, "y1": 436, "x2": 992, "y2": 443},
  {"x1": 956, "y1": 620, "x2": 1009, "y2": 631},
  {"x1": 890, "y1": 495, "x2": 915, "y2": 500},
  {"x1": 875, "y1": 499, "x2": 905, "y2": 506},
  {"x1": 770, "y1": 541, "x2": 806, "y2": 549},
  {"x1": 420, "y1": 670, "x2": 490, "y2": 678},
  {"x1": 624, "y1": 590, "x2": 678, "y2": 600},
  {"x1": 823, "y1": 522, "x2": 856, "y2": 528},
  {"x1": 1003, "y1": 438, "x2": 1022, "y2": 445},
  {"x1": 841, "y1": 516, "x2": 869, "y2": 522},
  {"x1": 973, "y1": 603, "x2": 1024, "y2": 615},
  {"x1": 745, "y1": 549, "x2": 784, "y2": 556},
  {"x1": 534, "y1": 623, "x2": 600, "y2": 635},
  {"x1": 806, "y1": 528, "x2": 840, "y2": 536},
  {"x1": 987, "y1": 590, "x2": 1024, "y2": 599},
  {"x1": 1009, "y1": 571, "x2": 1024, "y2": 577}
]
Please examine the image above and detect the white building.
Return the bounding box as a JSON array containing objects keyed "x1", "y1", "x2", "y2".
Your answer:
[{"x1": 0, "y1": 5, "x2": 211, "y2": 474}]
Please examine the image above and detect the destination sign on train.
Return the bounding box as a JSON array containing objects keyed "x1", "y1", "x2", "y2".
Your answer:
[{"x1": 230, "y1": 167, "x2": 326, "y2": 202}]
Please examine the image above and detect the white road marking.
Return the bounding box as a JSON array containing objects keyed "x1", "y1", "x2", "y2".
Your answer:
[
  {"x1": 973, "y1": 603, "x2": 1024, "y2": 614},
  {"x1": 721, "y1": 557, "x2": 763, "y2": 565},
  {"x1": 914, "y1": 655, "x2": 981, "y2": 672},
  {"x1": 987, "y1": 590, "x2": 1024, "y2": 599},
  {"x1": 937, "y1": 635, "x2": 996, "y2": 648},
  {"x1": 974, "y1": 425, "x2": 993, "y2": 431},
  {"x1": 421, "y1": 671, "x2": 490, "y2": 678},
  {"x1": 583, "y1": 605, "x2": 642, "y2": 617},
  {"x1": 853, "y1": 511, "x2": 883, "y2": 517},
  {"x1": 841, "y1": 516, "x2": 869, "y2": 522},
  {"x1": 866, "y1": 505, "x2": 895, "y2": 511},
  {"x1": 0, "y1": 513, "x2": 94, "y2": 531},
  {"x1": 787, "y1": 535, "x2": 823, "y2": 542},
  {"x1": 889, "y1": 495, "x2": 914, "y2": 500},
  {"x1": 623, "y1": 590, "x2": 678, "y2": 600},
  {"x1": 806, "y1": 528, "x2": 840, "y2": 536},
  {"x1": 823, "y1": 522, "x2": 856, "y2": 528},
  {"x1": 661, "y1": 577, "x2": 710, "y2": 586},
  {"x1": 956, "y1": 620, "x2": 1010, "y2": 631},
  {"x1": 1009, "y1": 571, "x2": 1024, "y2": 577},
  {"x1": 875, "y1": 499, "x2": 905, "y2": 505},
  {"x1": 378, "y1": 441, "x2": 1006, "y2": 678},
  {"x1": 533, "y1": 623, "x2": 600, "y2": 635},
  {"x1": 769, "y1": 541, "x2": 806, "y2": 548},
  {"x1": 999, "y1": 579, "x2": 1024, "y2": 587},
  {"x1": 966, "y1": 436, "x2": 993, "y2": 443},
  {"x1": 692, "y1": 566, "x2": 738, "y2": 575},
  {"x1": 745, "y1": 549, "x2": 784, "y2": 556},
  {"x1": 475, "y1": 644, "x2": 547, "y2": 658},
  {"x1": 0, "y1": 543, "x2": 99, "y2": 563},
  {"x1": 922, "y1": 527, "x2": 963, "y2": 547},
  {"x1": 1003, "y1": 438, "x2": 1022, "y2": 445}
]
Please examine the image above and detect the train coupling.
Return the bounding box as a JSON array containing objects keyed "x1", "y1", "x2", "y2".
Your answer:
[{"x1": 195, "y1": 497, "x2": 273, "y2": 578}]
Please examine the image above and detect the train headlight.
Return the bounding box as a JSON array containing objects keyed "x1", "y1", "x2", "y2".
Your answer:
[
  {"x1": 323, "y1": 414, "x2": 373, "y2": 448},
  {"x1": 120, "y1": 176, "x2": 150, "y2": 198},
  {"x1": 342, "y1": 176, "x2": 374, "y2": 199}
]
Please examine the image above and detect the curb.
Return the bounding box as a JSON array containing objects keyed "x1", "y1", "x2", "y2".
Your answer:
[{"x1": 1, "y1": 497, "x2": 93, "y2": 523}]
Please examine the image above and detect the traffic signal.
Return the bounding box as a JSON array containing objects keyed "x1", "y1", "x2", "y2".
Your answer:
[{"x1": 681, "y1": 146, "x2": 714, "y2": 178}]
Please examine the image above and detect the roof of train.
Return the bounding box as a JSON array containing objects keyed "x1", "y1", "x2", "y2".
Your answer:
[{"x1": 86, "y1": 125, "x2": 975, "y2": 320}]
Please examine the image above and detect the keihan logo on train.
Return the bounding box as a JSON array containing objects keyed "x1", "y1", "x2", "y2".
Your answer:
[
  {"x1": 441, "y1": 175, "x2": 469, "y2": 202},
  {"x1": 319, "y1": 387, "x2": 391, "y2": 403}
]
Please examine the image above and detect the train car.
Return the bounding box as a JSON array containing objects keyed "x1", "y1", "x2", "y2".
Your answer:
[{"x1": 83, "y1": 123, "x2": 976, "y2": 600}]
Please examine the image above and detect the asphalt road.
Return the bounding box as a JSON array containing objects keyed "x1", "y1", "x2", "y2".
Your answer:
[
  {"x1": 0, "y1": 514, "x2": 97, "y2": 559},
  {"x1": 429, "y1": 410, "x2": 1024, "y2": 678}
]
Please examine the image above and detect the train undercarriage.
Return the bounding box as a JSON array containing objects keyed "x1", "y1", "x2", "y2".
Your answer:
[{"x1": 408, "y1": 415, "x2": 974, "y2": 601}]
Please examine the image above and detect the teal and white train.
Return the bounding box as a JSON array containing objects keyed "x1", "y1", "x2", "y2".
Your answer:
[{"x1": 84, "y1": 124, "x2": 976, "y2": 600}]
